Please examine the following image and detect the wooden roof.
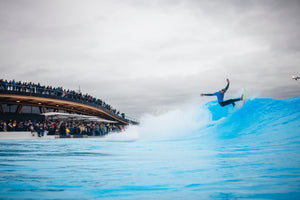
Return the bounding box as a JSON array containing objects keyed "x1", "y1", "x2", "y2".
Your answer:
[{"x1": 0, "y1": 93, "x2": 129, "y2": 125}]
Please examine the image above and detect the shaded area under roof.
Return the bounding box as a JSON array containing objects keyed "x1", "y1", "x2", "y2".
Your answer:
[{"x1": 42, "y1": 112, "x2": 118, "y2": 123}]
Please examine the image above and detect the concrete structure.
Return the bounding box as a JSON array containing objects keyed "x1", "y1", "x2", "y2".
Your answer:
[{"x1": 0, "y1": 131, "x2": 55, "y2": 140}]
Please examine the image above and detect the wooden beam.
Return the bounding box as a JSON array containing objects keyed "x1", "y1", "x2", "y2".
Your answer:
[
  {"x1": 16, "y1": 105, "x2": 21, "y2": 113},
  {"x1": 19, "y1": 105, "x2": 23, "y2": 114},
  {"x1": 0, "y1": 104, "x2": 4, "y2": 113}
]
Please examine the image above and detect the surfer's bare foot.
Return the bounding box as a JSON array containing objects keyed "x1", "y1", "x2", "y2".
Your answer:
[{"x1": 240, "y1": 94, "x2": 244, "y2": 100}]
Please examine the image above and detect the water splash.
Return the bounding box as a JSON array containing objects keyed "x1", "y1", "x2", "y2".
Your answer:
[{"x1": 106, "y1": 97, "x2": 300, "y2": 142}]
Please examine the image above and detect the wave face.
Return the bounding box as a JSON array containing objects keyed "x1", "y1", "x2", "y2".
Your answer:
[
  {"x1": 1, "y1": 97, "x2": 300, "y2": 200},
  {"x1": 123, "y1": 97, "x2": 300, "y2": 142},
  {"x1": 205, "y1": 97, "x2": 300, "y2": 139}
]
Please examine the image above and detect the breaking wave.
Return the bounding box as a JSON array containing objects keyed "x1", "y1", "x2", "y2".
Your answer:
[{"x1": 106, "y1": 97, "x2": 300, "y2": 142}]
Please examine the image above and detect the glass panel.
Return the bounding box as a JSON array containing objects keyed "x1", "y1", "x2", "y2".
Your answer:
[
  {"x1": 22, "y1": 106, "x2": 32, "y2": 113},
  {"x1": 31, "y1": 106, "x2": 41, "y2": 114},
  {"x1": 3, "y1": 104, "x2": 18, "y2": 113}
]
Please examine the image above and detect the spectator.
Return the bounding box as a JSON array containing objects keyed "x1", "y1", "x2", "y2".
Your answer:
[
  {"x1": 3, "y1": 121, "x2": 7, "y2": 132},
  {"x1": 0, "y1": 79, "x2": 126, "y2": 120},
  {"x1": 60, "y1": 122, "x2": 66, "y2": 136},
  {"x1": 29, "y1": 124, "x2": 34, "y2": 135}
]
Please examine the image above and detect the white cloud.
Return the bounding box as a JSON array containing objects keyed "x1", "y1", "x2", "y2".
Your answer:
[{"x1": 0, "y1": 0, "x2": 299, "y2": 118}]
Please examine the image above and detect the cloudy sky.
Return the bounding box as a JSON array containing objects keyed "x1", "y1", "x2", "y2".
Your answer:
[{"x1": 1, "y1": 0, "x2": 300, "y2": 118}]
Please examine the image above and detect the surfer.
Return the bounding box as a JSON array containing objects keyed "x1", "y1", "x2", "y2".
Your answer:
[{"x1": 201, "y1": 79, "x2": 243, "y2": 107}]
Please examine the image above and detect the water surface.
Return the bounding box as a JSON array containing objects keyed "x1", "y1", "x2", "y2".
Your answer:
[{"x1": 1, "y1": 98, "x2": 300, "y2": 199}]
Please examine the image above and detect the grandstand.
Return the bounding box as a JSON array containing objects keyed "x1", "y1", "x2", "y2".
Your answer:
[{"x1": 0, "y1": 79, "x2": 139, "y2": 126}]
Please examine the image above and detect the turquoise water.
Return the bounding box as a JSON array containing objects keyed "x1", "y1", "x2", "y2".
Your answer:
[{"x1": 1, "y1": 98, "x2": 300, "y2": 199}]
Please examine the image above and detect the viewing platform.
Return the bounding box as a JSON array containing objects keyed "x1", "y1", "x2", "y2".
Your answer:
[{"x1": 0, "y1": 89, "x2": 138, "y2": 126}]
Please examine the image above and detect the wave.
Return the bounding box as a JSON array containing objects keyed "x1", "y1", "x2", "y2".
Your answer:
[
  {"x1": 207, "y1": 97, "x2": 300, "y2": 139},
  {"x1": 105, "y1": 97, "x2": 300, "y2": 142}
]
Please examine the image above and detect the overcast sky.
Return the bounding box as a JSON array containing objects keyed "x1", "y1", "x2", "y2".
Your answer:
[{"x1": 0, "y1": 0, "x2": 300, "y2": 118}]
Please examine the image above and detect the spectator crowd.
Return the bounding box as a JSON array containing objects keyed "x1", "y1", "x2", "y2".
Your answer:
[
  {"x1": 0, "y1": 119, "x2": 124, "y2": 137},
  {"x1": 0, "y1": 79, "x2": 126, "y2": 119}
]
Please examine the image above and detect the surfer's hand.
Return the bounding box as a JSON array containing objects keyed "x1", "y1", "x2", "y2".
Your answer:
[
  {"x1": 226, "y1": 79, "x2": 230, "y2": 83},
  {"x1": 200, "y1": 94, "x2": 204, "y2": 96}
]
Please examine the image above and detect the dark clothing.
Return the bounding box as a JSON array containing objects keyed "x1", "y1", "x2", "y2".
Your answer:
[
  {"x1": 203, "y1": 81, "x2": 241, "y2": 107},
  {"x1": 219, "y1": 98, "x2": 241, "y2": 107},
  {"x1": 60, "y1": 124, "x2": 66, "y2": 136}
]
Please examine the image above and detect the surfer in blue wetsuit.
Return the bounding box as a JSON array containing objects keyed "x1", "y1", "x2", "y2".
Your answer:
[{"x1": 201, "y1": 79, "x2": 243, "y2": 107}]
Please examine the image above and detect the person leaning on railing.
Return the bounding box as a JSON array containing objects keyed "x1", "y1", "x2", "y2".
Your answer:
[{"x1": 0, "y1": 79, "x2": 3, "y2": 90}]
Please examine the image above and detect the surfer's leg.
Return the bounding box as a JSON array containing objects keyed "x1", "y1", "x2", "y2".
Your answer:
[{"x1": 219, "y1": 97, "x2": 242, "y2": 107}]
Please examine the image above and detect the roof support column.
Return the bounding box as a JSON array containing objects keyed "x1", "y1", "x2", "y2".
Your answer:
[{"x1": 0, "y1": 104, "x2": 4, "y2": 113}]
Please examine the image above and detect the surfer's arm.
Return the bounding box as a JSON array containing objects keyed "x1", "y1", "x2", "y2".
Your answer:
[
  {"x1": 201, "y1": 93, "x2": 215, "y2": 96},
  {"x1": 223, "y1": 79, "x2": 230, "y2": 92}
]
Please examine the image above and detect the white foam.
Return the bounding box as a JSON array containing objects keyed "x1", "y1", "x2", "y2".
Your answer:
[{"x1": 105, "y1": 100, "x2": 212, "y2": 141}]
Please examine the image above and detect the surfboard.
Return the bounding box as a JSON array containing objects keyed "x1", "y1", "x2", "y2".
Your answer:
[{"x1": 242, "y1": 87, "x2": 246, "y2": 107}]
